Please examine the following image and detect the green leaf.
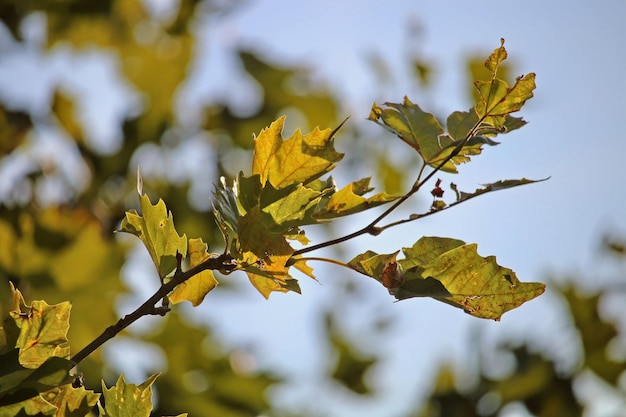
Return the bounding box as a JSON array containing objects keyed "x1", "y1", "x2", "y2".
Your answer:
[
  {"x1": 251, "y1": 115, "x2": 344, "y2": 189},
  {"x1": 450, "y1": 178, "x2": 548, "y2": 204},
  {"x1": 349, "y1": 237, "x2": 545, "y2": 320},
  {"x1": 446, "y1": 109, "x2": 481, "y2": 141},
  {"x1": 258, "y1": 181, "x2": 324, "y2": 231},
  {"x1": 474, "y1": 40, "x2": 536, "y2": 128},
  {"x1": 314, "y1": 178, "x2": 400, "y2": 220},
  {"x1": 4, "y1": 284, "x2": 71, "y2": 368},
  {"x1": 48, "y1": 384, "x2": 100, "y2": 417},
  {"x1": 475, "y1": 76, "x2": 535, "y2": 120},
  {"x1": 370, "y1": 96, "x2": 444, "y2": 160},
  {"x1": 0, "y1": 349, "x2": 75, "y2": 406},
  {"x1": 369, "y1": 98, "x2": 498, "y2": 173},
  {"x1": 169, "y1": 238, "x2": 219, "y2": 307},
  {"x1": 119, "y1": 194, "x2": 187, "y2": 278},
  {"x1": 485, "y1": 38, "x2": 508, "y2": 73},
  {"x1": 213, "y1": 169, "x2": 323, "y2": 298},
  {"x1": 212, "y1": 177, "x2": 241, "y2": 254},
  {"x1": 238, "y1": 208, "x2": 298, "y2": 298},
  {"x1": 0, "y1": 393, "x2": 57, "y2": 416},
  {"x1": 99, "y1": 374, "x2": 159, "y2": 417}
]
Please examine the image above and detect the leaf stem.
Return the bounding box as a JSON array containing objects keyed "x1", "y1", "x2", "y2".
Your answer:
[
  {"x1": 70, "y1": 254, "x2": 235, "y2": 365},
  {"x1": 291, "y1": 256, "x2": 354, "y2": 270}
]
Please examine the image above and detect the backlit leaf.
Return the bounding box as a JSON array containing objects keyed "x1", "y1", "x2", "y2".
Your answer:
[
  {"x1": 252, "y1": 116, "x2": 344, "y2": 189},
  {"x1": 450, "y1": 178, "x2": 548, "y2": 204},
  {"x1": 0, "y1": 393, "x2": 57, "y2": 416},
  {"x1": 0, "y1": 349, "x2": 75, "y2": 407},
  {"x1": 349, "y1": 237, "x2": 545, "y2": 320},
  {"x1": 169, "y1": 238, "x2": 219, "y2": 306},
  {"x1": 314, "y1": 178, "x2": 400, "y2": 219},
  {"x1": 446, "y1": 109, "x2": 481, "y2": 141},
  {"x1": 474, "y1": 40, "x2": 536, "y2": 128},
  {"x1": 260, "y1": 182, "x2": 323, "y2": 231},
  {"x1": 48, "y1": 384, "x2": 101, "y2": 417},
  {"x1": 475, "y1": 76, "x2": 535, "y2": 122},
  {"x1": 369, "y1": 98, "x2": 498, "y2": 173},
  {"x1": 213, "y1": 165, "x2": 326, "y2": 297},
  {"x1": 238, "y1": 208, "x2": 297, "y2": 298},
  {"x1": 212, "y1": 177, "x2": 241, "y2": 253},
  {"x1": 5, "y1": 284, "x2": 71, "y2": 368},
  {"x1": 485, "y1": 38, "x2": 508, "y2": 73},
  {"x1": 99, "y1": 374, "x2": 159, "y2": 417},
  {"x1": 370, "y1": 97, "x2": 444, "y2": 159},
  {"x1": 119, "y1": 194, "x2": 187, "y2": 279}
]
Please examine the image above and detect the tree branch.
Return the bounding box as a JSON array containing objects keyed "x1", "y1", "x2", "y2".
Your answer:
[{"x1": 70, "y1": 253, "x2": 236, "y2": 365}]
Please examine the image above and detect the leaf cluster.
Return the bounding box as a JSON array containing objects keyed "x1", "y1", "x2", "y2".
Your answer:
[
  {"x1": 0, "y1": 15, "x2": 548, "y2": 414},
  {"x1": 206, "y1": 39, "x2": 545, "y2": 319},
  {"x1": 105, "y1": 40, "x2": 546, "y2": 323}
]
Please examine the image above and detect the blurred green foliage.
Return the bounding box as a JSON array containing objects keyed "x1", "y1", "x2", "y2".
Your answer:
[{"x1": 0, "y1": 0, "x2": 340, "y2": 414}]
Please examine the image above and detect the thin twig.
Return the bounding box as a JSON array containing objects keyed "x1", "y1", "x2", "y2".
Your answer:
[
  {"x1": 292, "y1": 118, "x2": 484, "y2": 258},
  {"x1": 290, "y1": 256, "x2": 354, "y2": 270},
  {"x1": 70, "y1": 254, "x2": 235, "y2": 365}
]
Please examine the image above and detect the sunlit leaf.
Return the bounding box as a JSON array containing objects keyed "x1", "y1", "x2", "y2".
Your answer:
[
  {"x1": 119, "y1": 194, "x2": 187, "y2": 278},
  {"x1": 349, "y1": 237, "x2": 545, "y2": 320},
  {"x1": 169, "y1": 238, "x2": 219, "y2": 306},
  {"x1": 450, "y1": 178, "x2": 548, "y2": 204},
  {"x1": 446, "y1": 109, "x2": 481, "y2": 141},
  {"x1": 0, "y1": 349, "x2": 74, "y2": 406},
  {"x1": 0, "y1": 393, "x2": 57, "y2": 416},
  {"x1": 99, "y1": 374, "x2": 159, "y2": 417},
  {"x1": 290, "y1": 256, "x2": 316, "y2": 280},
  {"x1": 474, "y1": 40, "x2": 536, "y2": 128},
  {"x1": 314, "y1": 178, "x2": 400, "y2": 220},
  {"x1": 260, "y1": 182, "x2": 323, "y2": 231},
  {"x1": 4, "y1": 284, "x2": 71, "y2": 368},
  {"x1": 370, "y1": 96, "x2": 444, "y2": 157},
  {"x1": 369, "y1": 97, "x2": 498, "y2": 173},
  {"x1": 48, "y1": 384, "x2": 101, "y2": 417},
  {"x1": 501, "y1": 114, "x2": 527, "y2": 133},
  {"x1": 212, "y1": 177, "x2": 241, "y2": 252},
  {"x1": 251, "y1": 116, "x2": 344, "y2": 189},
  {"x1": 485, "y1": 39, "x2": 508, "y2": 73},
  {"x1": 238, "y1": 208, "x2": 297, "y2": 298}
]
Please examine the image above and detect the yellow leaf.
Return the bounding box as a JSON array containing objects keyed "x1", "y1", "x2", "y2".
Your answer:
[
  {"x1": 170, "y1": 238, "x2": 218, "y2": 306},
  {"x1": 7, "y1": 283, "x2": 71, "y2": 368},
  {"x1": 252, "y1": 116, "x2": 344, "y2": 189},
  {"x1": 119, "y1": 194, "x2": 187, "y2": 278}
]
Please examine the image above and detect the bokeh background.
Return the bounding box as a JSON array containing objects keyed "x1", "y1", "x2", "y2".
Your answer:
[{"x1": 1, "y1": 1, "x2": 625, "y2": 416}]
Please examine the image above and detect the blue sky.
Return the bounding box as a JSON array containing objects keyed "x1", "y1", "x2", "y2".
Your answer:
[{"x1": 1, "y1": 0, "x2": 626, "y2": 416}]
